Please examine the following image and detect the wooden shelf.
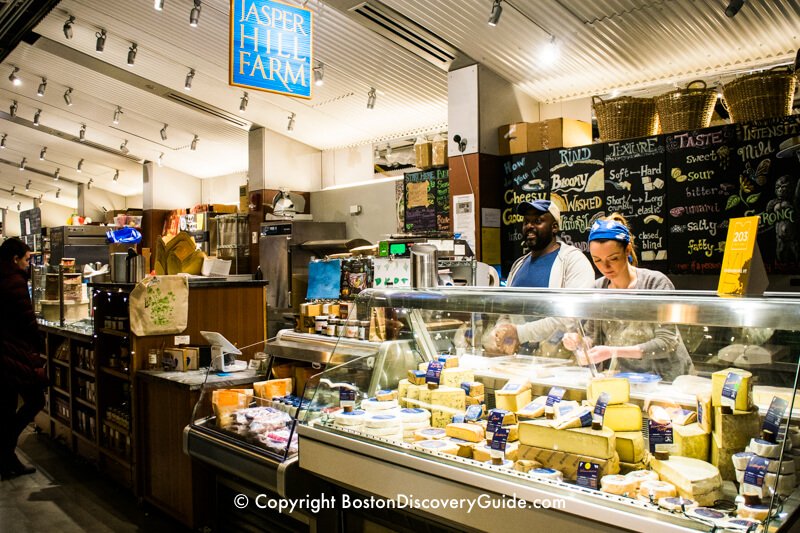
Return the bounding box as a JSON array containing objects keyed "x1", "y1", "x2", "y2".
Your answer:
[
  {"x1": 101, "y1": 366, "x2": 131, "y2": 381},
  {"x1": 99, "y1": 447, "x2": 131, "y2": 468},
  {"x1": 52, "y1": 385, "x2": 70, "y2": 397},
  {"x1": 103, "y1": 418, "x2": 131, "y2": 437},
  {"x1": 99, "y1": 328, "x2": 129, "y2": 338},
  {"x1": 75, "y1": 366, "x2": 96, "y2": 378},
  {"x1": 75, "y1": 397, "x2": 96, "y2": 410},
  {"x1": 52, "y1": 358, "x2": 70, "y2": 368},
  {"x1": 52, "y1": 414, "x2": 71, "y2": 428},
  {"x1": 73, "y1": 430, "x2": 96, "y2": 447}
]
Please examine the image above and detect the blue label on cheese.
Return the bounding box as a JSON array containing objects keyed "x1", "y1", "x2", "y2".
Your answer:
[
  {"x1": 339, "y1": 388, "x2": 356, "y2": 403},
  {"x1": 491, "y1": 427, "x2": 509, "y2": 452},
  {"x1": 743, "y1": 455, "x2": 770, "y2": 487},
  {"x1": 465, "y1": 404, "x2": 483, "y2": 422},
  {"x1": 452, "y1": 414, "x2": 466, "y2": 424},
  {"x1": 487, "y1": 409, "x2": 507, "y2": 434},
  {"x1": 576, "y1": 461, "x2": 600, "y2": 490},
  {"x1": 425, "y1": 361, "x2": 443, "y2": 386},
  {"x1": 763, "y1": 396, "x2": 788, "y2": 441},
  {"x1": 593, "y1": 392, "x2": 609, "y2": 423},
  {"x1": 721, "y1": 372, "x2": 742, "y2": 406},
  {"x1": 546, "y1": 387, "x2": 565, "y2": 407},
  {"x1": 501, "y1": 383, "x2": 522, "y2": 393},
  {"x1": 648, "y1": 418, "x2": 674, "y2": 453}
]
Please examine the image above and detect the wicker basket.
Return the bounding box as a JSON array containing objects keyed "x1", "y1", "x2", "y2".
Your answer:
[
  {"x1": 593, "y1": 96, "x2": 659, "y2": 141},
  {"x1": 655, "y1": 80, "x2": 718, "y2": 133},
  {"x1": 722, "y1": 66, "x2": 797, "y2": 123}
]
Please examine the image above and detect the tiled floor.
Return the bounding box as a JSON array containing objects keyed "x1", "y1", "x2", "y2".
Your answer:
[{"x1": 0, "y1": 428, "x2": 190, "y2": 533}]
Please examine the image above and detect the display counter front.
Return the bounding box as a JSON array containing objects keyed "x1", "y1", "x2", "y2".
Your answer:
[{"x1": 298, "y1": 287, "x2": 800, "y2": 532}]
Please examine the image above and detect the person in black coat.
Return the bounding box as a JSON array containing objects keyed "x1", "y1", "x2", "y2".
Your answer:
[{"x1": 0, "y1": 237, "x2": 45, "y2": 479}]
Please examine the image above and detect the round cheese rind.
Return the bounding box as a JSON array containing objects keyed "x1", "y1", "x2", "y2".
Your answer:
[
  {"x1": 735, "y1": 468, "x2": 745, "y2": 483},
  {"x1": 334, "y1": 409, "x2": 367, "y2": 425},
  {"x1": 721, "y1": 517, "x2": 761, "y2": 530},
  {"x1": 685, "y1": 507, "x2": 725, "y2": 521},
  {"x1": 658, "y1": 496, "x2": 697, "y2": 511},
  {"x1": 414, "y1": 439, "x2": 458, "y2": 454},
  {"x1": 639, "y1": 480, "x2": 677, "y2": 500},
  {"x1": 530, "y1": 468, "x2": 563, "y2": 481},
  {"x1": 750, "y1": 438, "x2": 781, "y2": 459},
  {"x1": 362, "y1": 398, "x2": 399, "y2": 411},
  {"x1": 732, "y1": 451, "x2": 754, "y2": 470},
  {"x1": 600, "y1": 475, "x2": 634, "y2": 495},
  {"x1": 624, "y1": 469, "x2": 659, "y2": 490},
  {"x1": 483, "y1": 459, "x2": 514, "y2": 469},
  {"x1": 398, "y1": 407, "x2": 431, "y2": 422},
  {"x1": 766, "y1": 458, "x2": 795, "y2": 474},
  {"x1": 413, "y1": 427, "x2": 447, "y2": 440},
  {"x1": 402, "y1": 421, "x2": 430, "y2": 432},
  {"x1": 737, "y1": 502, "x2": 770, "y2": 521},
  {"x1": 364, "y1": 413, "x2": 401, "y2": 428},
  {"x1": 764, "y1": 472, "x2": 796, "y2": 495}
]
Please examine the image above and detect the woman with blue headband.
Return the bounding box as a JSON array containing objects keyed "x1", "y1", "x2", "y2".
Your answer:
[{"x1": 563, "y1": 213, "x2": 694, "y2": 381}]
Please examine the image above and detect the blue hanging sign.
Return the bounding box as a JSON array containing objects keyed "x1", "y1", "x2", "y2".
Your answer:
[{"x1": 230, "y1": 0, "x2": 313, "y2": 98}]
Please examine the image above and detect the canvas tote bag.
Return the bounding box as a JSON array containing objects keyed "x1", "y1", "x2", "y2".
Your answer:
[{"x1": 129, "y1": 275, "x2": 189, "y2": 336}]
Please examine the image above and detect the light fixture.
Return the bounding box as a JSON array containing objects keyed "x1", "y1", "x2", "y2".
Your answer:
[
  {"x1": 77, "y1": 158, "x2": 84, "y2": 172},
  {"x1": 120, "y1": 139, "x2": 129, "y2": 154},
  {"x1": 10, "y1": 186, "x2": 15, "y2": 196},
  {"x1": 63, "y1": 15, "x2": 75, "y2": 39},
  {"x1": 113, "y1": 106, "x2": 122, "y2": 124},
  {"x1": 25, "y1": 180, "x2": 31, "y2": 191},
  {"x1": 287, "y1": 113, "x2": 296, "y2": 131},
  {"x1": 37, "y1": 77, "x2": 47, "y2": 96},
  {"x1": 53, "y1": 168, "x2": 60, "y2": 181},
  {"x1": 17, "y1": 202, "x2": 20, "y2": 211},
  {"x1": 39, "y1": 147, "x2": 47, "y2": 160},
  {"x1": 538, "y1": 35, "x2": 559, "y2": 67},
  {"x1": 38, "y1": 194, "x2": 43, "y2": 202},
  {"x1": 10, "y1": 100, "x2": 17, "y2": 117},
  {"x1": 8, "y1": 66, "x2": 20, "y2": 86},
  {"x1": 154, "y1": 0, "x2": 164, "y2": 11},
  {"x1": 113, "y1": 170, "x2": 119, "y2": 181},
  {"x1": 96, "y1": 29, "x2": 107, "y2": 53},
  {"x1": 488, "y1": 0, "x2": 503, "y2": 26},
  {"x1": 191, "y1": 135, "x2": 198, "y2": 151},
  {"x1": 239, "y1": 91, "x2": 248, "y2": 112},
  {"x1": 19, "y1": 157, "x2": 26, "y2": 170},
  {"x1": 189, "y1": 0, "x2": 201, "y2": 27},
  {"x1": 313, "y1": 63, "x2": 324, "y2": 86},
  {"x1": 79, "y1": 124, "x2": 86, "y2": 142},
  {"x1": 157, "y1": 152, "x2": 164, "y2": 167},
  {"x1": 56, "y1": 188, "x2": 61, "y2": 198},
  {"x1": 33, "y1": 109, "x2": 41, "y2": 126},
  {"x1": 726, "y1": 0, "x2": 745, "y2": 17},
  {"x1": 127, "y1": 43, "x2": 137, "y2": 65},
  {"x1": 160, "y1": 124, "x2": 168, "y2": 141},
  {"x1": 87, "y1": 178, "x2": 93, "y2": 189},
  {"x1": 64, "y1": 87, "x2": 73, "y2": 106},
  {"x1": 0, "y1": 134, "x2": 6, "y2": 148},
  {"x1": 366, "y1": 87, "x2": 376, "y2": 109},
  {"x1": 184, "y1": 68, "x2": 195, "y2": 90}
]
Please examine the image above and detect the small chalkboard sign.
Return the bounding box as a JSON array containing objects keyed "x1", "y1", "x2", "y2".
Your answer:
[
  {"x1": 404, "y1": 169, "x2": 448, "y2": 234},
  {"x1": 19, "y1": 207, "x2": 41, "y2": 237}
]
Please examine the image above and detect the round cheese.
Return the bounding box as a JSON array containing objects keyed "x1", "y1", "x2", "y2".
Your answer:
[
  {"x1": 399, "y1": 407, "x2": 431, "y2": 423},
  {"x1": 362, "y1": 424, "x2": 403, "y2": 436},
  {"x1": 600, "y1": 474, "x2": 635, "y2": 496},
  {"x1": 624, "y1": 469, "x2": 659, "y2": 490},
  {"x1": 414, "y1": 427, "x2": 447, "y2": 441},
  {"x1": 658, "y1": 496, "x2": 697, "y2": 511},
  {"x1": 765, "y1": 472, "x2": 796, "y2": 495},
  {"x1": 789, "y1": 426, "x2": 800, "y2": 448},
  {"x1": 732, "y1": 451, "x2": 754, "y2": 470},
  {"x1": 414, "y1": 439, "x2": 458, "y2": 454},
  {"x1": 721, "y1": 517, "x2": 761, "y2": 530},
  {"x1": 766, "y1": 458, "x2": 795, "y2": 474},
  {"x1": 685, "y1": 507, "x2": 725, "y2": 521},
  {"x1": 484, "y1": 459, "x2": 514, "y2": 469},
  {"x1": 362, "y1": 398, "x2": 399, "y2": 411},
  {"x1": 639, "y1": 480, "x2": 677, "y2": 500},
  {"x1": 735, "y1": 469, "x2": 745, "y2": 483},
  {"x1": 402, "y1": 421, "x2": 430, "y2": 432},
  {"x1": 530, "y1": 468, "x2": 563, "y2": 481},
  {"x1": 750, "y1": 438, "x2": 781, "y2": 459},
  {"x1": 737, "y1": 502, "x2": 770, "y2": 521},
  {"x1": 364, "y1": 413, "x2": 401, "y2": 428},
  {"x1": 334, "y1": 409, "x2": 367, "y2": 426}
]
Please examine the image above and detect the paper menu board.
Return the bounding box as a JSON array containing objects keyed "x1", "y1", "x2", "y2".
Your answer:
[{"x1": 373, "y1": 257, "x2": 411, "y2": 288}]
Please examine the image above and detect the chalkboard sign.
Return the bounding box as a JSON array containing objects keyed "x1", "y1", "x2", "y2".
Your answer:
[
  {"x1": 499, "y1": 151, "x2": 550, "y2": 276},
  {"x1": 19, "y1": 207, "x2": 41, "y2": 237},
  {"x1": 549, "y1": 144, "x2": 605, "y2": 254},
  {"x1": 736, "y1": 115, "x2": 800, "y2": 274},
  {"x1": 666, "y1": 125, "x2": 740, "y2": 274},
  {"x1": 603, "y1": 136, "x2": 668, "y2": 267},
  {"x1": 404, "y1": 169, "x2": 448, "y2": 234}
]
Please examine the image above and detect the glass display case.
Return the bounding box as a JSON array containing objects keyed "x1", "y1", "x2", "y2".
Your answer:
[
  {"x1": 33, "y1": 263, "x2": 93, "y2": 334},
  {"x1": 299, "y1": 287, "x2": 800, "y2": 532}
]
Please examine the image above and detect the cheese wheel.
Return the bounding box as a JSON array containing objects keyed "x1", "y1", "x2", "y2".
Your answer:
[
  {"x1": 732, "y1": 451, "x2": 754, "y2": 470},
  {"x1": 766, "y1": 458, "x2": 795, "y2": 474},
  {"x1": 530, "y1": 468, "x2": 563, "y2": 481},
  {"x1": 658, "y1": 496, "x2": 697, "y2": 511},
  {"x1": 639, "y1": 480, "x2": 677, "y2": 500},
  {"x1": 737, "y1": 502, "x2": 770, "y2": 521},
  {"x1": 600, "y1": 474, "x2": 635, "y2": 495},
  {"x1": 402, "y1": 421, "x2": 430, "y2": 432},
  {"x1": 750, "y1": 438, "x2": 780, "y2": 458},
  {"x1": 624, "y1": 469, "x2": 659, "y2": 490},
  {"x1": 721, "y1": 517, "x2": 761, "y2": 530},
  {"x1": 789, "y1": 426, "x2": 800, "y2": 448},
  {"x1": 334, "y1": 409, "x2": 367, "y2": 425},
  {"x1": 735, "y1": 469, "x2": 745, "y2": 483},
  {"x1": 399, "y1": 407, "x2": 431, "y2": 423},
  {"x1": 362, "y1": 398, "x2": 399, "y2": 411},
  {"x1": 414, "y1": 439, "x2": 459, "y2": 454},
  {"x1": 376, "y1": 389, "x2": 397, "y2": 401},
  {"x1": 685, "y1": 507, "x2": 726, "y2": 521},
  {"x1": 362, "y1": 425, "x2": 402, "y2": 436},
  {"x1": 414, "y1": 427, "x2": 447, "y2": 440},
  {"x1": 765, "y1": 472, "x2": 796, "y2": 495},
  {"x1": 364, "y1": 413, "x2": 401, "y2": 428},
  {"x1": 445, "y1": 422, "x2": 485, "y2": 443},
  {"x1": 740, "y1": 482, "x2": 768, "y2": 499},
  {"x1": 483, "y1": 459, "x2": 514, "y2": 469}
]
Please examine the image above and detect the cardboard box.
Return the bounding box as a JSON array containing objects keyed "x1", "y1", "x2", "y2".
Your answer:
[
  {"x1": 498, "y1": 122, "x2": 536, "y2": 155},
  {"x1": 498, "y1": 119, "x2": 593, "y2": 155},
  {"x1": 517, "y1": 444, "x2": 620, "y2": 480}
]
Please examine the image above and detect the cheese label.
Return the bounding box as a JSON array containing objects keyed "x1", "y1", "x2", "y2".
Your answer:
[
  {"x1": 501, "y1": 383, "x2": 522, "y2": 393},
  {"x1": 339, "y1": 388, "x2": 356, "y2": 406},
  {"x1": 576, "y1": 461, "x2": 600, "y2": 490},
  {"x1": 743, "y1": 456, "x2": 769, "y2": 487},
  {"x1": 648, "y1": 417, "x2": 674, "y2": 453},
  {"x1": 461, "y1": 382, "x2": 474, "y2": 395},
  {"x1": 763, "y1": 396, "x2": 789, "y2": 441},
  {"x1": 452, "y1": 414, "x2": 466, "y2": 424},
  {"x1": 593, "y1": 392, "x2": 609, "y2": 424},
  {"x1": 425, "y1": 361, "x2": 443, "y2": 386},
  {"x1": 465, "y1": 404, "x2": 483, "y2": 422},
  {"x1": 721, "y1": 372, "x2": 742, "y2": 408},
  {"x1": 487, "y1": 410, "x2": 505, "y2": 434},
  {"x1": 546, "y1": 387, "x2": 566, "y2": 407},
  {"x1": 491, "y1": 427, "x2": 509, "y2": 452}
]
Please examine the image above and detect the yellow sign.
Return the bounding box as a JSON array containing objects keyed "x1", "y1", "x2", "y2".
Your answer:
[{"x1": 717, "y1": 216, "x2": 767, "y2": 296}]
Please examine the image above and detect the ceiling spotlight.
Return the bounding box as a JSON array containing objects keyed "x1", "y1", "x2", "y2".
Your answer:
[
  {"x1": 77, "y1": 158, "x2": 84, "y2": 172},
  {"x1": 10, "y1": 100, "x2": 17, "y2": 117},
  {"x1": 488, "y1": 0, "x2": 503, "y2": 26},
  {"x1": 79, "y1": 124, "x2": 86, "y2": 142},
  {"x1": 87, "y1": 178, "x2": 93, "y2": 189},
  {"x1": 113, "y1": 170, "x2": 119, "y2": 181},
  {"x1": 113, "y1": 106, "x2": 122, "y2": 124},
  {"x1": 154, "y1": 0, "x2": 165, "y2": 11},
  {"x1": 160, "y1": 124, "x2": 168, "y2": 141},
  {"x1": 189, "y1": 0, "x2": 202, "y2": 27},
  {"x1": 157, "y1": 152, "x2": 164, "y2": 167},
  {"x1": 127, "y1": 43, "x2": 137, "y2": 65},
  {"x1": 239, "y1": 91, "x2": 248, "y2": 112},
  {"x1": 184, "y1": 68, "x2": 195, "y2": 91},
  {"x1": 8, "y1": 66, "x2": 20, "y2": 86},
  {"x1": 120, "y1": 139, "x2": 129, "y2": 154},
  {"x1": 25, "y1": 180, "x2": 31, "y2": 191},
  {"x1": 313, "y1": 63, "x2": 324, "y2": 86},
  {"x1": 64, "y1": 87, "x2": 73, "y2": 106},
  {"x1": 40, "y1": 147, "x2": 47, "y2": 160},
  {"x1": 539, "y1": 35, "x2": 559, "y2": 67},
  {"x1": 366, "y1": 87, "x2": 376, "y2": 109},
  {"x1": 191, "y1": 135, "x2": 198, "y2": 151},
  {"x1": 19, "y1": 157, "x2": 26, "y2": 170},
  {"x1": 287, "y1": 112, "x2": 296, "y2": 131},
  {"x1": 0, "y1": 134, "x2": 6, "y2": 148},
  {"x1": 33, "y1": 109, "x2": 41, "y2": 126},
  {"x1": 96, "y1": 29, "x2": 107, "y2": 53},
  {"x1": 56, "y1": 188, "x2": 61, "y2": 198},
  {"x1": 63, "y1": 15, "x2": 75, "y2": 39},
  {"x1": 53, "y1": 168, "x2": 60, "y2": 181},
  {"x1": 10, "y1": 186, "x2": 15, "y2": 196},
  {"x1": 725, "y1": 0, "x2": 746, "y2": 17},
  {"x1": 17, "y1": 202, "x2": 21, "y2": 211},
  {"x1": 37, "y1": 77, "x2": 47, "y2": 96}
]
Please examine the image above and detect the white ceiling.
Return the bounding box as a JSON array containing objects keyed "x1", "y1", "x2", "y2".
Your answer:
[{"x1": 0, "y1": 0, "x2": 797, "y2": 211}]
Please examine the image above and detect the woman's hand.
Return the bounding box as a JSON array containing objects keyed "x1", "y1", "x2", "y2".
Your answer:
[
  {"x1": 485, "y1": 323, "x2": 519, "y2": 355},
  {"x1": 586, "y1": 345, "x2": 617, "y2": 365}
]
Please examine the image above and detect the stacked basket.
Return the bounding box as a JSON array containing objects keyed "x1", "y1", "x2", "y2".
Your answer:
[
  {"x1": 655, "y1": 80, "x2": 718, "y2": 133},
  {"x1": 593, "y1": 96, "x2": 659, "y2": 142},
  {"x1": 722, "y1": 65, "x2": 797, "y2": 124}
]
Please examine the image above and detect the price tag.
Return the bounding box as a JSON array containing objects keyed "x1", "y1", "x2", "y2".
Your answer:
[
  {"x1": 648, "y1": 418, "x2": 674, "y2": 453},
  {"x1": 721, "y1": 372, "x2": 743, "y2": 409},
  {"x1": 718, "y1": 216, "x2": 767, "y2": 296},
  {"x1": 491, "y1": 427, "x2": 509, "y2": 453},
  {"x1": 487, "y1": 410, "x2": 506, "y2": 434},
  {"x1": 546, "y1": 387, "x2": 565, "y2": 407},
  {"x1": 593, "y1": 392, "x2": 610, "y2": 425},
  {"x1": 744, "y1": 456, "x2": 770, "y2": 487},
  {"x1": 425, "y1": 361, "x2": 443, "y2": 386},
  {"x1": 577, "y1": 461, "x2": 600, "y2": 490}
]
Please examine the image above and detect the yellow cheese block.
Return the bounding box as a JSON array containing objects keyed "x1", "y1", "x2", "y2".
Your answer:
[
  {"x1": 407, "y1": 370, "x2": 426, "y2": 385},
  {"x1": 441, "y1": 367, "x2": 475, "y2": 389},
  {"x1": 431, "y1": 410, "x2": 456, "y2": 428},
  {"x1": 472, "y1": 441, "x2": 519, "y2": 462},
  {"x1": 487, "y1": 409, "x2": 518, "y2": 426},
  {"x1": 495, "y1": 387, "x2": 533, "y2": 413},
  {"x1": 587, "y1": 377, "x2": 630, "y2": 405},
  {"x1": 254, "y1": 378, "x2": 293, "y2": 399},
  {"x1": 398, "y1": 379, "x2": 411, "y2": 407},
  {"x1": 602, "y1": 403, "x2": 642, "y2": 432},
  {"x1": 696, "y1": 392, "x2": 712, "y2": 434},
  {"x1": 615, "y1": 431, "x2": 646, "y2": 464},
  {"x1": 517, "y1": 444, "x2": 619, "y2": 480},
  {"x1": 670, "y1": 423, "x2": 710, "y2": 461},
  {"x1": 711, "y1": 368, "x2": 752, "y2": 411},
  {"x1": 461, "y1": 381, "x2": 485, "y2": 397},
  {"x1": 438, "y1": 355, "x2": 459, "y2": 368},
  {"x1": 712, "y1": 406, "x2": 760, "y2": 450},
  {"x1": 465, "y1": 394, "x2": 485, "y2": 407},
  {"x1": 710, "y1": 431, "x2": 737, "y2": 482},
  {"x1": 405, "y1": 384, "x2": 426, "y2": 408},
  {"x1": 446, "y1": 438, "x2": 476, "y2": 458},
  {"x1": 648, "y1": 456, "x2": 723, "y2": 506},
  {"x1": 519, "y1": 419, "x2": 616, "y2": 459},
  {"x1": 446, "y1": 423, "x2": 485, "y2": 442}
]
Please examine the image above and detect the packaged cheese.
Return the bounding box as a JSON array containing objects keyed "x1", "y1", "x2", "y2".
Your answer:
[
  {"x1": 517, "y1": 396, "x2": 548, "y2": 420},
  {"x1": 517, "y1": 444, "x2": 619, "y2": 479},
  {"x1": 600, "y1": 474, "x2": 636, "y2": 495},
  {"x1": 472, "y1": 441, "x2": 519, "y2": 462},
  {"x1": 253, "y1": 378, "x2": 293, "y2": 399}
]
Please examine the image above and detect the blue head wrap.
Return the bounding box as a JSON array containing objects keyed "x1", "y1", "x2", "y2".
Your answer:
[{"x1": 588, "y1": 219, "x2": 631, "y2": 244}]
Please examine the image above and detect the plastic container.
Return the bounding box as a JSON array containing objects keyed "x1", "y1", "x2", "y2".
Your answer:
[{"x1": 616, "y1": 372, "x2": 662, "y2": 393}]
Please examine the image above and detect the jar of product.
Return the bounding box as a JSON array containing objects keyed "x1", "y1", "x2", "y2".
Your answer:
[
  {"x1": 358, "y1": 320, "x2": 369, "y2": 340},
  {"x1": 345, "y1": 321, "x2": 359, "y2": 338},
  {"x1": 335, "y1": 318, "x2": 346, "y2": 337},
  {"x1": 314, "y1": 315, "x2": 327, "y2": 334},
  {"x1": 326, "y1": 316, "x2": 337, "y2": 336}
]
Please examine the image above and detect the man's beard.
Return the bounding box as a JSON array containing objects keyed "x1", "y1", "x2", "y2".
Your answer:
[{"x1": 526, "y1": 233, "x2": 550, "y2": 252}]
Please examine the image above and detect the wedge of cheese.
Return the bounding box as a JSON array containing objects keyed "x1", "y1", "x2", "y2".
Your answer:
[
  {"x1": 445, "y1": 423, "x2": 485, "y2": 443},
  {"x1": 461, "y1": 381, "x2": 484, "y2": 397},
  {"x1": 519, "y1": 419, "x2": 616, "y2": 459},
  {"x1": 711, "y1": 368, "x2": 752, "y2": 411},
  {"x1": 587, "y1": 377, "x2": 630, "y2": 405},
  {"x1": 495, "y1": 384, "x2": 532, "y2": 412},
  {"x1": 602, "y1": 403, "x2": 642, "y2": 432},
  {"x1": 397, "y1": 379, "x2": 411, "y2": 407},
  {"x1": 517, "y1": 444, "x2": 620, "y2": 480},
  {"x1": 441, "y1": 367, "x2": 474, "y2": 389},
  {"x1": 615, "y1": 430, "x2": 646, "y2": 464},
  {"x1": 648, "y1": 456, "x2": 723, "y2": 506},
  {"x1": 253, "y1": 378, "x2": 293, "y2": 399},
  {"x1": 670, "y1": 423, "x2": 710, "y2": 461},
  {"x1": 472, "y1": 441, "x2": 519, "y2": 462}
]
